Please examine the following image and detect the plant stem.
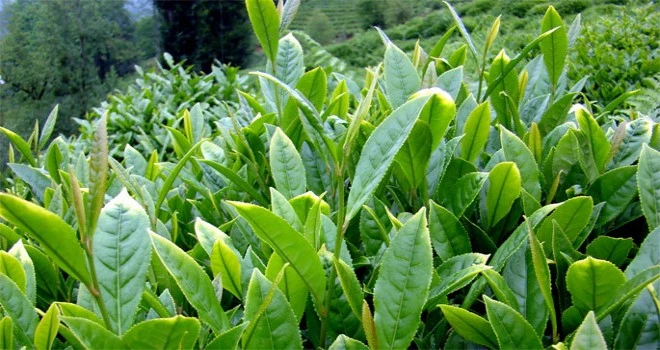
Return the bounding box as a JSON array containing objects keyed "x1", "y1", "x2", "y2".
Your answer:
[{"x1": 82, "y1": 237, "x2": 113, "y2": 330}]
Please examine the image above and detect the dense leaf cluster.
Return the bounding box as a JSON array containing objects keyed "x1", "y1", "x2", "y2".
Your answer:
[{"x1": 0, "y1": 1, "x2": 658, "y2": 349}]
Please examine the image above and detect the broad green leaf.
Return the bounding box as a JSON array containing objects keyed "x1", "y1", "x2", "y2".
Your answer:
[
  {"x1": 481, "y1": 269, "x2": 520, "y2": 311},
  {"x1": 329, "y1": 335, "x2": 369, "y2": 350},
  {"x1": 8, "y1": 241, "x2": 35, "y2": 306},
  {"x1": 206, "y1": 323, "x2": 249, "y2": 350},
  {"x1": 428, "y1": 201, "x2": 471, "y2": 261},
  {"x1": 274, "y1": 34, "x2": 304, "y2": 109},
  {"x1": 345, "y1": 95, "x2": 431, "y2": 222},
  {"x1": 8, "y1": 164, "x2": 50, "y2": 203},
  {"x1": 270, "y1": 128, "x2": 306, "y2": 199},
  {"x1": 384, "y1": 42, "x2": 421, "y2": 108},
  {"x1": 575, "y1": 106, "x2": 609, "y2": 176},
  {"x1": 551, "y1": 129, "x2": 580, "y2": 181},
  {"x1": 0, "y1": 274, "x2": 38, "y2": 345},
  {"x1": 586, "y1": 236, "x2": 633, "y2": 267},
  {"x1": 461, "y1": 101, "x2": 491, "y2": 163},
  {"x1": 427, "y1": 253, "x2": 491, "y2": 307},
  {"x1": 530, "y1": 231, "x2": 557, "y2": 341},
  {"x1": 359, "y1": 198, "x2": 391, "y2": 256},
  {"x1": 435, "y1": 66, "x2": 463, "y2": 101},
  {"x1": 55, "y1": 302, "x2": 104, "y2": 325},
  {"x1": 503, "y1": 240, "x2": 548, "y2": 336},
  {"x1": 0, "y1": 317, "x2": 13, "y2": 350},
  {"x1": 540, "y1": 6, "x2": 567, "y2": 88},
  {"x1": 587, "y1": 166, "x2": 638, "y2": 227},
  {"x1": 613, "y1": 287, "x2": 659, "y2": 349},
  {"x1": 610, "y1": 118, "x2": 653, "y2": 168},
  {"x1": 194, "y1": 218, "x2": 229, "y2": 257},
  {"x1": 297, "y1": 67, "x2": 327, "y2": 112},
  {"x1": 230, "y1": 202, "x2": 326, "y2": 309},
  {"x1": 151, "y1": 232, "x2": 229, "y2": 333},
  {"x1": 333, "y1": 257, "x2": 364, "y2": 321},
  {"x1": 487, "y1": 162, "x2": 521, "y2": 227},
  {"x1": 122, "y1": 316, "x2": 200, "y2": 349},
  {"x1": 246, "y1": 0, "x2": 279, "y2": 64},
  {"x1": 265, "y1": 253, "x2": 307, "y2": 322},
  {"x1": 34, "y1": 304, "x2": 60, "y2": 350},
  {"x1": 93, "y1": 190, "x2": 151, "y2": 335},
  {"x1": 211, "y1": 238, "x2": 243, "y2": 300},
  {"x1": 444, "y1": 172, "x2": 488, "y2": 217},
  {"x1": 394, "y1": 120, "x2": 432, "y2": 189},
  {"x1": 570, "y1": 312, "x2": 606, "y2": 350},
  {"x1": 538, "y1": 93, "x2": 576, "y2": 136},
  {"x1": 443, "y1": 1, "x2": 479, "y2": 68},
  {"x1": 488, "y1": 50, "x2": 519, "y2": 128},
  {"x1": 199, "y1": 159, "x2": 269, "y2": 206},
  {"x1": 0, "y1": 126, "x2": 36, "y2": 166},
  {"x1": 418, "y1": 89, "x2": 456, "y2": 150},
  {"x1": 243, "y1": 269, "x2": 302, "y2": 349},
  {"x1": 0, "y1": 194, "x2": 91, "y2": 286},
  {"x1": 536, "y1": 196, "x2": 593, "y2": 247},
  {"x1": 38, "y1": 105, "x2": 58, "y2": 150},
  {"x1": 0, "y1": 251, "x2": 26, "y2": 293},
  {"x1": 60, "y1": 316, "x2": 122, "y2": 349},
  {"x1": 596, "y1": 265, "x2": 660, "y2": 320},
  {"x1": 638, "y1": 144, "x2": 660, "y2": 229},
  {"x1": 374, "y1": 209, "x2": 432, "y2": 349},
  {"x1": 501, "y1": 127, "x2": 542, "y2": 201},
  {"x1": 484, "y1": 296, "x2": 544, "y2": 350},
  {"x1": 626, "y1": 226, "x2": 660, "y2": 278},
  {"x1": 438, "y1": 305, "x2": 497, "y2": 349},
  {"x1": 566, "y1": 257, "x2": 626, "y2": 314}
]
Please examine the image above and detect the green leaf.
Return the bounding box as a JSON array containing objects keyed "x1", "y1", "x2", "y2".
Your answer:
[
  {"x1": 230, "y1": 201, "x2": 326, "y2": 310},
  {"x1": 0, "y1": 194, "x2": 91, "y2": 286},
  {"x1": 530, "y1": 230, "x2": 557, "y2": 341},
  {"x1": 461, "y1": 101, "x2": 491, "y2": 163},
  {"x1": 243, "y1": 269, "x2": 302, "y2": 349},
  {"x1": 570, "y1": 312, "x2": 606, "y2": 350},
  {"x1": 38, "y1": 105, "x2": 58, "y2": 150},
  {"x1": 626, "y1": 226, "x2": 659, "y2": 278},
  {"x1": 536, "y1": 196, "x2": 593, "y2": 247},
  {"x1": 428, "y1": 201, "x2": 471, "y2": 261},
  {"x1": 439, "y1": 305, "x2": 497, "y2": 349},
  {"x1": 274, "y1": 34, "x2": 304, "y2": 109},
  {"x1": 194, "y1": 218, "x2": 229, "y2": 257},
  {"x1": 596, "y1": 265, "x2": 660, "y2": 320},
  {"x1": 427, "y1": 253, "x2": 491, "y2": 307},
  {"x1": 443, "y1": 1, "x2": 479, "y2": 68},
  {"x1": 587, "y1": 166, "x2": 638, "y2": 227},
  {"x1": 93, "y1": 190, "x2": 151, "y2": 335},
  {"x1": 394, "y1": 120, "x2": 432, "y2": 189},
  {"x1": 539, "y1": 6, "x2": 568, "y2": 88},
  {"x1": 34, "y1": 304, "x2": 59, "y2": 350},
  {"x1": 418, "y1": 89, "x2": 456, "y2": 151},
  {"x1": 384, "y1": 42, "x2": 421, "y2": 108},
  {"x1": 150, "y1": 232, "x2": 229, "y2": 333},
  {"x1": 296, "y1": 67, "x2": 327, "y2": 112},
  {"x1": 271, "y1": 188, "x2": 304, "y2": 232},
  {"x1": 265, "y1": 253, "x2": 307, "y2": 322},
  {"x1": 484, "y1": 296, "x2": 544, "y2": 350},
  {"x1": 329, "y1": 335, "x2": 369, "y2": 350},
  {"x1": 487, "y1": 162, "x2": 522, "y2": 227},
  {"x1": 8, "y1": 241, "x2": 35, "y2": 306},
  {"x1": 613, "y1": 286, "x2": 659, "y2": 349},
  {"x1": 206, "y1": 323, "x2": 249, "y2": 350},
  {"x1": 122, "y1": 316, "x2": 200, "y2": 349},
  {"x1": 0, "y1": 274, "x2": 38, "y2": 346},
  {"x1": 199, "y1": 159, "x2": 269, "y2": 206},
  {"x1": 0, "y1": 317, "x2": 13, "y2": 350},
  {"x1": 60, "y1": 316, "x2": 122, "y2": 349},
  {"x1": 0, "y1": 251, "x2": 26, "y2": 293},
  {"x1": 246, "y1": 0, "x2": 279, "y2": 64},
  {"x1": 269, "y1": 128, "x2": 306, "y2": 199},
  {"x1": 345, "y1": 95, "x2": 431, "y2": 222},
  {"x1": 586, "y1": 236, "x2": 633, "y2": 267},
  {"x1": 8, "y1": 164, "x2": 51, "y2": 203},
  {"x1": 638, "y1": 144, "x2": 660, "y2": 230},
  {"x1": 333, "y1": 257, "x2": 364, "y2": 321},
  {"x1": 611, "y1": 118, "x2": 653, "y2": 168},
  {"x1": 444, "y1": 172, "x2": 488, "y2": 217},
  {"x1": 374, "y1": 209, "x2": 433, "y2": 349},
  {"x1": 488, "y1": 50, "x2": 519, "y2": 128},
  {"x1": 481, "y1": 269, "x2": 520, "y2": 311},
  {"x1": 501, "y1": 127, "x2": 542, "y2": 201},
  {"x1": 575, "y1": 106, "x2": 609, "y2": 176},
  {"x1": 0, "y1": 126, "x2": 37, "y2": 166},
  {"x1": 211, "y1": 238, "x2": 243, "y2": 300},
  {"x1": 88, "y1": 114, "x2": 108, "y2": 233},
  {"x1": 566, "y1": 256, "x2": 626, "y2": 314}
]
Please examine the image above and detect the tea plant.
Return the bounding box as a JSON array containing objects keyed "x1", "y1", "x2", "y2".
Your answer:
[{"x1": 0, "y1": 1, "x2": 658, "y2": 349}]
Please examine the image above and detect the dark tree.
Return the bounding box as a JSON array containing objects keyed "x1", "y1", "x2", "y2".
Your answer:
[{"x1": 154, "y1": 0, "x2": 253, "y2": 71}]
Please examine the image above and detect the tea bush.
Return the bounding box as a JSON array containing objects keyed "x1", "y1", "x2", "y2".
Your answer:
[{"x1": 0, "y1": 1, "x2": 658, "y2": 349}]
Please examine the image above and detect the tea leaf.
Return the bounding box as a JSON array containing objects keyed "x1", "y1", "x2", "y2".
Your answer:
[
  {"x1": 438, "y1": 305, "x2": 497, "y2": 349},
  {"x1": 501, "y1": 127, "x2": 542, "y2": 201},
  {"x1": 122, "y1": 316, "x2": 200, "y2": 349},
  {"x1": 88, "y1": 114, "x2": 108, "y2": 232},
  {"x1": 536, "y1": 196, "x2": 593, "y2": 247},
  {"x1": 0, "y1": 252, "x2": 26, "y2": 294},
  {"x1": 60, "y1": 316, "x2": 122, "y2": 349},
  {"x1": 0, "y1": 274, "x2": 38, "y2": 346},
  {"x1": 461, "y1": 101, "x2": 491, "y2": 163},
  {"x1": 613, "y1": 287, "x2": 658, "y2": 349},
  {"x1": 586, "y1": 237, "x2": 633, "y2": 267},
  {"x1": 206, "y1": 323, "x2": 249, "y2": 350},
  {"x1": 540, "y1": 6, "x2": 568, "y2": 89},
  {"x1": 231, "y1": 202, "x2": 326, "y2": 309},
  {"x1": 270, "y1": 128, "x2": 306, "y2": 199},
  {"x1": 394, "y1": 120, "x2": 432, "y2": 189},
  {"x1": 530, "y1": 230, "x2": 557, "y2": 341},
  {"x1": 0, "y1": 127, "x2": 36, "y2": 167},
  {"x1": 0, "y1": 194, "x2": 91, "y2": 286},
  {"x1": 7, "y1": 241, "x2": 36, "y2": 306},
  {"x1": 151, "y1": 232, "x2": 229, "y2": 333},
  {"x1": 374, "y1": 209, "x2": 432, "y2": 349},
  {"x1": 38, "y1": 105, "x2": 58, "y2": 150},
  {"x1": 329, "y1": 335, "x2": 369, "y2": 350},
  {"x1": 587, "y1": 166, "x2": 638, "y2": 227},
  {"x1": 444, "y1": 172, "x2": 488, "y2": 217},
  {"x1": 333, "y1": 257, "x2": 363, "y2": 321},
  {"x1": 596, "y1": 265, "x2": 660, "y2": 320},
  {"x1": 570, "y1": 311, "x2": 606, "y2": 350},
  {"x1": 487, "y1": 162, "x2": 521, "y2": 227},
  {"x1": 575, "y1": 106, "x2": 609, "y2": 176},
  {"x1": 481, "y1": 269, "x2": 520, "y2": 311},
  {"x1": 265, "y1": 253, "x2": 307, "y2": 322},
  {"x1": 211, "y1": 238, "x2": 243, "y2": 300},
  {"x1": 243, "y1": 269, "x2": 302, "y2": 349},
  {"x1": 34, "y1": 304, "x2": 59, "y2": 350},
  {"x1": 345, "y1": 95, "x2": 430, "y2": 223},
  {"x1": 428, "y1": 201, "x2": 471, "y2": 261},
  {"x1": 484, "y1": 296, "x2": 544, "y2": 350},
  {"x1": 384, "y1": 42, "x2": 420, "y2": 109},
  {"x1": 199, "y1": 159, "x2": 269, "y2": 206},
  {"x1": 638, "y1": 144, "x2": 660, "y2": 230},
  {"x1": 246, "y1": 0, "x2": 279, "y2": 64},
  {"x1": 418, "y1": 90, "x2": 456, "y2": 150},
  {"x1": 566, "y1": 257, "x2": 626, "y2": 314}
]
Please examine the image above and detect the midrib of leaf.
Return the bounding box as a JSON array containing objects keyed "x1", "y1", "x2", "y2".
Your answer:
[
  {"x1": 590, "y1": 259, "x2": 597, "y2": 310},
  {"x1": 389, "y1": 218, "x2": 424, "y2": 346},
  {"x1": 489, "y1": 165, "x2": 513, "y2": 227},
  {"x1": 112, "y1": 211, "x2": 124, "y2": 331},
  {"x1": 644, "y1": 151, "x2": 660, "y2": 224},
  {"x1": 217, "y1": 245, "x2": 241, "y2": 298},
  {"x1": 393, "y1": 52, "x2": 409, "y2": 102}
]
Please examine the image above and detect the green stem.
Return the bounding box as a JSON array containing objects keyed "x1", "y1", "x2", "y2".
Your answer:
[{"x1": 82, "y1": 237, "x2": 113, "y2": 329}]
